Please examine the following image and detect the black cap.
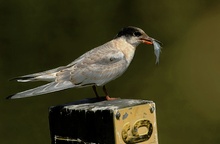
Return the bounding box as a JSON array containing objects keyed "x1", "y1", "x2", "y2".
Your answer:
[{"x1": 115, "y1": 26, "x2": 143, "y2": 38}]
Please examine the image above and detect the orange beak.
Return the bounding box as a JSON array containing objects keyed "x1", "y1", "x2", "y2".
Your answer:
[{"x1": 140, "y1": 37, "x2": 153, "y2": 45}]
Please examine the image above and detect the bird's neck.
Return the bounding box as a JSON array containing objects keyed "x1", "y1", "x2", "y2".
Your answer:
[{"x1": 112, "y1": 38, "x2": 137, "y2": 65}]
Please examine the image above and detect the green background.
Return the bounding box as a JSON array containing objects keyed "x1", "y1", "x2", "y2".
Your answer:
[{"x1": 1, "y1": 0, "x2": 220, "y2": 143}]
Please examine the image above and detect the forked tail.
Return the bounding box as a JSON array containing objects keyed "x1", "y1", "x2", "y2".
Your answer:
[{"x1": 7, "y1": 81, "x2": 74, "y2": 99}]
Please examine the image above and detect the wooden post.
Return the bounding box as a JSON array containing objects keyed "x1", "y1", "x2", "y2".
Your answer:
[{"x1": 49, "y1": 98, "x2": 158, "y2": 144}]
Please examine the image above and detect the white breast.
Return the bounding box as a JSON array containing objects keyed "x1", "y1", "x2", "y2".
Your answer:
[{"x1": 112, "y1": 38, "x2": 136, "y2": 66}]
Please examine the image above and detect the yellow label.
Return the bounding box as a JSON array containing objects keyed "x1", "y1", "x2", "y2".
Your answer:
[{"x1": 113, "y1": 103, "x2": 158, "y2": 144}]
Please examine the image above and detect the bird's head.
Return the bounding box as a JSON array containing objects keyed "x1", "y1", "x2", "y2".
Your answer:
[{"x1": 115, "y1": 26, "x2": 158, "y2": 47}]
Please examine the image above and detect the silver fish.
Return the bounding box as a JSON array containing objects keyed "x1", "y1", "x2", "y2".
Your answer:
[{"x1": 152, "y1": 39, "x2": 162, "y2": 64}]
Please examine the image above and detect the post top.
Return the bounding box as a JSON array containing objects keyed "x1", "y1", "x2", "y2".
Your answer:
[{"x1": 50, "y1": 98, "x2": 154, "y2": 112}]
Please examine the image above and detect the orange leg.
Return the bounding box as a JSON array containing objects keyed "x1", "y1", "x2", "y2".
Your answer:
[{"x1": 102, "y1": 85, "x2": 117, "y2": 101}]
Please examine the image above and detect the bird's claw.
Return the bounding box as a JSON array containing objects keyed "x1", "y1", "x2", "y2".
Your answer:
[{"x1": 105, "y1": 95, "x2": 119, "y2": 101}]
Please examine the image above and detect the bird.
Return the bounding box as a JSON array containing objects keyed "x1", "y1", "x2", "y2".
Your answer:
[{"x1": 7, "y1": 26, "x2": 161, "y2": 100}]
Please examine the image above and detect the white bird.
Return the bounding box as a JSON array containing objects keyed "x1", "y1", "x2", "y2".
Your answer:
[{"x1": 7, "y1": 26, "x2": 161, "y2": 100}]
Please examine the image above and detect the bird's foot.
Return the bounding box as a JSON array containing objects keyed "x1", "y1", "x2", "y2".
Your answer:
[{"x1": 106, "y1": 95, "x2": 119, "y2": 101}]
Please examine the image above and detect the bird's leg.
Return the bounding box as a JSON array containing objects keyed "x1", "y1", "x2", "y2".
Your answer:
[
  {"x1": 92, "y1": 85, "x2": 99, "y2": 98},
  {"x1": 102, "y1": 85, "x2": 117, "y2": 101},
  {"x1": 102, "y1": 85, "x2": 108, "y2": 97}
]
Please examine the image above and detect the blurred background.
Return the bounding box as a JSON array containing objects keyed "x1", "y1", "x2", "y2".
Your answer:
[{"x1": 1, "y1": 0, "x2": 220, "y2": 143}]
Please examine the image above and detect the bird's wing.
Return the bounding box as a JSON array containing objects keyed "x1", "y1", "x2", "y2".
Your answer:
[
  {"x1": 11, "y1": 41, "x2": 120, "y2": 83},
  {"x1": 88, "y1": 49, "x2": 125, "y2": 65},
  {"x1": 60, "y1": 46, "x2": 128, "y2": 86},
  {"x1": 7, "y1": 81, "x2": 75, "y2": 99}
]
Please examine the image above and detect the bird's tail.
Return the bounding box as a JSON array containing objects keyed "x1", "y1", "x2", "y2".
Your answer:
[
  {"x1": 7, "y1": 81, "x2": 74, "y2": 99},
  {"x1": 11, "y1": 74, "x2": 56, "y2": 82},
  {"x1": 10, "y1": 66, "x2": 68, "y2": 82}
]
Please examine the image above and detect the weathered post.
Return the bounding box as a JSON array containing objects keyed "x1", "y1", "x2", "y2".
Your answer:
[{"x1": 49, "y1": 98, "x2": 158, "y2": 144}]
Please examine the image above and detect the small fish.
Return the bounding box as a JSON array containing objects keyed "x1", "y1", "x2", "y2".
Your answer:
[{"x1": 152, "y1": 39, "x2": 162, "y2": 64}]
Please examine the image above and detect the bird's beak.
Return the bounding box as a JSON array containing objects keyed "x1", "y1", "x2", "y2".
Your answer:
[
  {"x1": 140, "y1": 35, "x2": 162, "y2": 45},
  {"x1": 140, "y1": 34, "x2": 153, "y2": 45}
]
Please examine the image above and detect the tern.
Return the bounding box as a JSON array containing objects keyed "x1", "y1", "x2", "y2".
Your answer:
[{"x1": 7, "y1": 26, "x2": 161, "y2": 100}]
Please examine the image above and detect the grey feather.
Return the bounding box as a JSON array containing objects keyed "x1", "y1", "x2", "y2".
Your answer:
[
  {"x1": 7, "y1": 81, "x2": 74, "y2": 99},
  {"x1": 12, "y1": 65, "x2": 71, "y2": 82}
]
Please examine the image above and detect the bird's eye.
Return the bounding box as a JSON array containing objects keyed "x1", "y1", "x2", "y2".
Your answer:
[{"x1": 133, "y1": 31, "x2": 142, "y2": 37}]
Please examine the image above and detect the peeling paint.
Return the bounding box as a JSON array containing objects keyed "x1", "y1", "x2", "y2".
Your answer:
[
  {"x1": 149, "y1": 103, "x2": 155, "y2": 113},
  {"x1": 115, "y1": 111, "x2": 121, "y2": 120},
  {"x1": 122, "y1": 112, "x2": 128, "y2": 120},
  {"x1": 54, "y1": 135, "x2": 97, "y2": 144}
]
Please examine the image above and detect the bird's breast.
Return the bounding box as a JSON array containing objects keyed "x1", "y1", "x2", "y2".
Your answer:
[{"x1": 113, "y1": 39, "x2": 136, "y2": 65}]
